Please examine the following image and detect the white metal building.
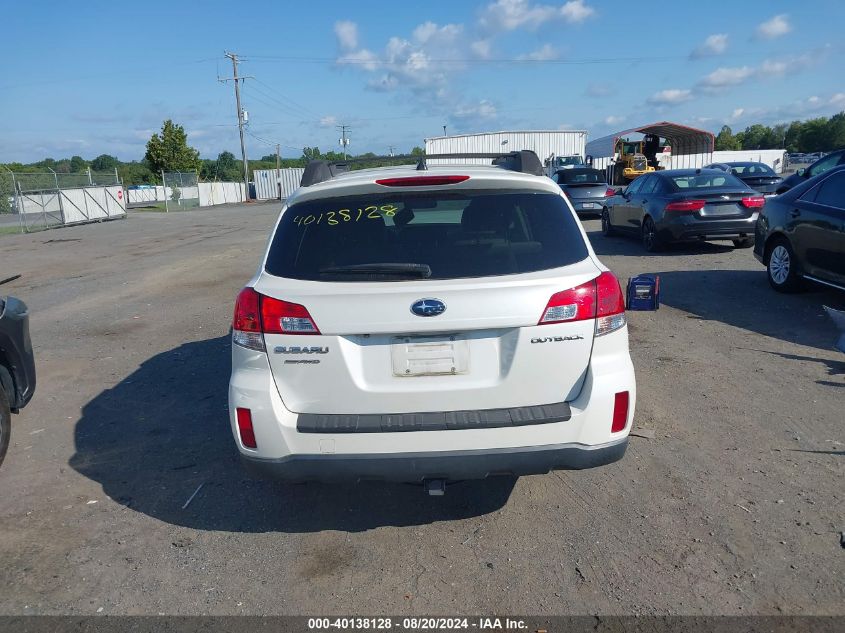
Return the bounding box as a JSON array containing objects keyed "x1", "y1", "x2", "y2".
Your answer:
[
  {"x1": 253, "y1": 168, "x2": 306, "y2": 200},
  {"x1": 425, "y1": 130, "x2": 587, "y2": 165}
]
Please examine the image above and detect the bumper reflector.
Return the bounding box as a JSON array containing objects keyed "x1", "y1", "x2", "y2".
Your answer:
[
  {"x1": 612, "y1": 391, "x2": 629, "y2": 433},
  {"x1": 236, "y1": 407, "x2": 257, "y2": 448}
]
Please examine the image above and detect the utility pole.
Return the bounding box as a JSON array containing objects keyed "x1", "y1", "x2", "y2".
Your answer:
[
  {"x1": 275, "y1": 143, "x2": 281, "y2": 200},
  {"x1": 443, "y1": 125, "x2": 447, "y2": 137},
  {"x1": 220, "y1": 51, "x2": 252, "y2": 201},
  {"x1": 337, "y1": 124, "x2": 351, "y2": 160}
]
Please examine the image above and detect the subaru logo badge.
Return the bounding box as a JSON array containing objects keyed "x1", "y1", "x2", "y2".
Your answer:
[{"x1": 411, "y1": 298, "x2": 446, "y2": 317}]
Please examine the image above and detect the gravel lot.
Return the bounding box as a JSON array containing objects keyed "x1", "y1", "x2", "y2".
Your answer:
[{"x1": 0, "y1": 202, "x2": 843, "y2": 615}]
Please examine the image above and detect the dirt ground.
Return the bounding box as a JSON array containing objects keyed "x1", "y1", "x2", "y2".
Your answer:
[{"x1": 0, "y1": 202, "x2": 842, "y2": 615}]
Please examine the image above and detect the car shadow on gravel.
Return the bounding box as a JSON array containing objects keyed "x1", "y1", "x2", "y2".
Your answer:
[
  {"x1": 70, "y1": 335, "x2": 514, "y2": 533},
  {"x1": 585, "y1": 229, "x2": 736, "y2": 257},
  {"x1": 653, "y1": 269, "x2": 845, "y2": 352}
]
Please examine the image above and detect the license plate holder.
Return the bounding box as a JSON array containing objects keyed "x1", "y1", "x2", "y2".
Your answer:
[{"x1": 391, "y1": 334, "x2": 469, "y2": 376}]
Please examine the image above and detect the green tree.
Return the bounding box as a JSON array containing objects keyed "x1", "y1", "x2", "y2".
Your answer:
[
  {"x1": 144, "y1": 119, "x2": 201, "y2": 175},
  {"x1": 91, "y1": 154, "x2": 119, "y2": 171},
  {"x1": 69, "y1": 155, "x2": 88, "y2": 172},
  {"x1": 714, "y1": 125, "x2": 740, "y2": 151},
  {"x1": 784, "y1": 121, "x2": 803, "y2": 153},
  {"x1": 799, "y1": 118, "x2": 829, "y2": 153},
  {"x1": 410, "y1": 146, "x2": 425, "y2": 156},
  {"x1": 825, "y1": 111, "x2": 845, "y2": 150},
  {"x1": 740, "y1": 124, "x2": 770, "y2": 150}
]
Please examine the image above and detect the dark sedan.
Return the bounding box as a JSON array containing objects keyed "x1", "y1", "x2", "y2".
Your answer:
[
  {"x1": 551, "y1": 167, "x2": 614, "y2": 215},
  {"x1": 0, "y1": 295, "x2": 36, "y2": 467},
  {"x1": 777, "y1": 149, "x2": 845, "y2": 194},
  {"x1": 601, "y1": 169, "x2": 763, "y2": 252},
  {"x1": 754, "y1": 164, "x2": 845, "y2": 292},
  {"x1": 705, "y1": 161, "x2": 783, "y2": 195}
]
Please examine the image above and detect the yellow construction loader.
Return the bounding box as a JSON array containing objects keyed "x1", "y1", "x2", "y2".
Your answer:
[{"x1": 612, "y1": 139, "x2": 655, "y2": 184}]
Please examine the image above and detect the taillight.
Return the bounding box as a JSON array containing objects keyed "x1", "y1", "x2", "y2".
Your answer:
[
  {"x1": 233, "y1": 287, "x2": 264, "y2": 351},
  {"x1": 375, "y1": 175, "x2": 469, "y2": 187},
  {"x1": 611, "y1": 391, "x2": 629, "y2": 433},
  {"x1": 261, "y1": 296, "x2": 320, "y2": 334},
  {"x1": 605, "y1": 188, "x2": 615, "y2": 197},
  {"x1": 741, "y1": 195, "x2": 765, "y2": 208},
  {"x1": 236, "y1": 407, "x2": 257, "y2": 449},
  {"x1": 665, "y1": 199, "x2": 705, "y2": 212},
  {"x1": 539, "y1": 271, "x2": 626, "y2": 336},
  {"x1": 232, "y1": 288, "x2": 320, "y2": 351},
  {"x1": 540, "y1": 280, "x2": 596, "y2": 325}
]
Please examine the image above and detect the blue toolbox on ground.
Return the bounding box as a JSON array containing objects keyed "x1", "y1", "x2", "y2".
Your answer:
[{"x1": 626, "y1": 274, "x2": 660, "y2": 311}]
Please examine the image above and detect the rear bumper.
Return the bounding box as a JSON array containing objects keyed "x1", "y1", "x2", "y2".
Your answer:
[
  {"x1": 658, "y1": 215, "x2": 758, "y2": 242},
  {"x1": 241, "y1": 437, "x2": 628, "y2": 483}
]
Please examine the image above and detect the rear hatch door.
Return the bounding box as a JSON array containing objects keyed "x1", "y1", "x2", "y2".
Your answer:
[{"x1": 257, "y1": 185, "x2": 599, "y2": 415}]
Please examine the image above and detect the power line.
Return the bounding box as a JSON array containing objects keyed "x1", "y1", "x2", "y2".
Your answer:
[
  {"x1": 252, "y1": 78, "x2": 319, "y2": 118},
  {"x1": 247, "y1": 84, "x2": 314, "y2": 119}
]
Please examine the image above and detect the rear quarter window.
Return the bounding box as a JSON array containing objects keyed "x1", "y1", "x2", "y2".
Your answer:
[{"x1": 265, "y1": 190, "x2": 589, "y2": 281}]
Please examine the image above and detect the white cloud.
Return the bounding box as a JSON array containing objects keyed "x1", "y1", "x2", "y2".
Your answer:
[
  {"x1": 604, "y1": 115, "x2": 624, "y2": 125},
  {"x1": 559, "y1": 0, "x2": 594, "y2": 23},
  {"x1": 318, "y1": 115, "x2": 338, "y2": 128},
  {"x1": 730, "y1": 108, "x2": 745, "y2": 121},
  {"x1": 756, "y1": 14, "x2": 791, "y2": 39},
  {"x1": 585, "y1": 83, "x2": 614, "y2": 98},
  {"x1": 647, "y1": 88, "x2": 693, "y2": 105},
  {"x1": 471, "y1": 39, "x2": 493, "y2": 58},
  {"x1": 452, "y1": 99, "x2": 498, "y2": 121},
  {"x1": 334, "y1": 20, "x2": 359, "y2": 51},
  {"x1": 479, "y1": 0, "x2": 594, "y2": 32},
  {"x1": 697, "y1": 66, "x2": 755, "y2": 91},
  {"x1": 518, "y1": 43, "x2": 559, "y2": 61},
  {"x1": 690, "y1": 33, "x2": 728, "y2": 59},
  {"x1": 757, "y1": 52, "x2": 813, "y2": 77}
]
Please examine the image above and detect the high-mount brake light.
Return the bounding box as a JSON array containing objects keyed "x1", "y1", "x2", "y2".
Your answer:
[
  {"x1": 665, "y1": 199, "x2": 706, "y2": 212},
  {"x1": 539, "y1": 271, "x2": 626, "y2": 336},
  {"x1": 741, "y1": 195, "x2": 765, "y2": 208},
  {"x1": 375, "y1": 175, "x2": 470, "y2": 187},
  {"x1": 232, "y1": 288, "x2": 320, "y2": 351}
]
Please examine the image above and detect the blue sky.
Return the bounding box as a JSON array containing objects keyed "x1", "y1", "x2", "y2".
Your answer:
[{"x1": 2, "y1": 0, "x2": 843, "y2": 163}]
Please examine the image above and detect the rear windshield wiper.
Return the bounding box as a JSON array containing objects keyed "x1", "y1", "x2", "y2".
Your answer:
[{"x1": 318, "y1": 263, "x2": 432, "y2": 279}]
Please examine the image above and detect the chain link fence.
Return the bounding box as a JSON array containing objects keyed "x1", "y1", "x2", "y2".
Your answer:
[
  {"x1": 162, "y1": 171, "x2": 200, "y2": 211},
  {"x1": 1, "y1": 169, "x2": 124, "y2": 232}
]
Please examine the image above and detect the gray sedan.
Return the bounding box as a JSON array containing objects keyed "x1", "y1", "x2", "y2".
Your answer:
[{"x1": 551, "y1": 168, "x2": 614, "y2": 216}]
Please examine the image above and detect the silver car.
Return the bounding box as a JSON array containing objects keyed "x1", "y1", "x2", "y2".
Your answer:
[{"x1": 552, "y1": 168, "x2": 614, "y2": 215}]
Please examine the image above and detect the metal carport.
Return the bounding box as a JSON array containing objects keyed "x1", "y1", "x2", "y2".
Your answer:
[{"x1": 585, "y1": 121, "x2": 715, "y2": 171}]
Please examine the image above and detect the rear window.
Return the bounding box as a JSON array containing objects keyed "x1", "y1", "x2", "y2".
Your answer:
[
  {"x1": 556, "y1": 169, "x2": 605, "y2": 184},
  {"x1": 265, "y1": 191, "x2": 589, "y2": 281},
  {"x1": 670, "y1": 173, "x2": 746, "y2": 190},
  {"x1": 730, "y1": 164, "x2": 775, "y2": 176}
]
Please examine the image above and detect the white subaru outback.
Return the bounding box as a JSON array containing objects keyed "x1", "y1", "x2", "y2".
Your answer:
[{"x1": 229, "y1": 151, "x2": 635, "y2": 487}]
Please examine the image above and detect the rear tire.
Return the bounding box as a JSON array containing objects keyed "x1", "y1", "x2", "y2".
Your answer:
[
  {"x1": 0, "y1": 383, "x2": 10, "y2": 469},
  {"x1": 642, "y1": 217, "x2": 664, "y2": 252},
  {"x1": 767, "y1": 238, "x2": 802, "y2": 292},
  {"x1": 601, "y1": 208, "x2": 615, "y2": 236},
  {"x1": 732, "y1": 238, "x2": 753, "y2": 249}
]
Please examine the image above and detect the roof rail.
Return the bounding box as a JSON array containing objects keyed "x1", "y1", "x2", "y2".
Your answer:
[{"x1": 299, "y1": 150, "x2": 544, "y2": 187}]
